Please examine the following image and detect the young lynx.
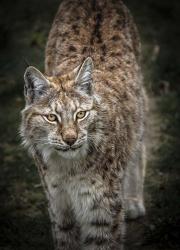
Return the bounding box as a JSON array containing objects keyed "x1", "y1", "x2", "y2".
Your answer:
[{"x1": 21, "y1": 0, "x2": 146, "y2": 249}]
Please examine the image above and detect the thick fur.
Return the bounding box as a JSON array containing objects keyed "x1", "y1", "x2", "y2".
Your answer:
[{"x1": 20, "y1": 0, "x2": 146, "y2": 249}]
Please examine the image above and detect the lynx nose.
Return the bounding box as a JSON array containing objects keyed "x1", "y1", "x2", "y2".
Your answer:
[
  {"x1": 64, "y1": 137, "x2": 77, "y2": 146},
  {"x1": 62, "y1": 129, "x2": 77, "y2": 146}
]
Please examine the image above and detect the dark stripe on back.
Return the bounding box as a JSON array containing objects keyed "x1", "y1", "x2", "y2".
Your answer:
[{"x1": 90, "y1": 0, "x2": 103, "y2": 44}]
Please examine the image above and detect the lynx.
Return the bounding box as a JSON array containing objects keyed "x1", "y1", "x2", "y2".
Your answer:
[{"x1": 20, "y1": 0, "x2": 146, "y2": 249}]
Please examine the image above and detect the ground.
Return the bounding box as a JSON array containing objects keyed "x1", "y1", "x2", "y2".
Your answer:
[{"x1": 0, "y1": 0, "x2": 180, "y2": 249}]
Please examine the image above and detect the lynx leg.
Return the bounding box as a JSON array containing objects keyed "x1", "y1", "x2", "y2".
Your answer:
[
  {"x1": 123, "y1": 144, "x2": 146, "y2": 220},
  {"x1": 48, "y1": 191, "x2": 80, "y2": 250},
  {"x1": 69, "y1": 177, "x2": 125, "y2": 250},
  {"x1": 80, "y1": 197, "x2": 124, "y2": 250}
]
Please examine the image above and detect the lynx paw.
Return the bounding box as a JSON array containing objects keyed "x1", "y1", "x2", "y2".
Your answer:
[{"x1": 125, "y1": 199, "x2": 146, "y2": 220}]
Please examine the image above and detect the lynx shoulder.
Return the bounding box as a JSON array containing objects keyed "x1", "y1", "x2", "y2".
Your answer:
[{"x1": 21, "y1": 1, "x2": 147, "y2": 249}]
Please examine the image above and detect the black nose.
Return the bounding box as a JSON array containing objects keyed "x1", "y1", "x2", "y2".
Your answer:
[
  {"x1": 62, "y1": 128, "x2": 77, "y2": 146},
  {"x1": 64, "y1": 137, "x2": 77, "y2": 146}
]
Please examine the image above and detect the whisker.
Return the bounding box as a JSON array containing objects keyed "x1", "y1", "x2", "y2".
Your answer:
[{"x1": 87, "y1": 136, "x2": 105, "y2": 154}]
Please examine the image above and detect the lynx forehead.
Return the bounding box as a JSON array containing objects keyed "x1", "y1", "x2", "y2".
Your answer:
[{"x1": 20, "y1": 0, "x2": 146, "y2": 249}]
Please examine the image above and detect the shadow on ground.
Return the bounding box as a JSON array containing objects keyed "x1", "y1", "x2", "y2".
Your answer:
[{"x1": 0, "y1": 0, "x2": 180, "y2": 249}]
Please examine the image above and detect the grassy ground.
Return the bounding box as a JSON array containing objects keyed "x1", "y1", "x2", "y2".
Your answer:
[{"x1": 0, "y1": 0, "x2": 180, "y2": 249}]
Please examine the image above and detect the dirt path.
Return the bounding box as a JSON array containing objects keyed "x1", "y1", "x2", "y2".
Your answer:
[
  {"x1": 125, "y1": 96, "x2": 161, "y2": 250},
  {"x1": 126, "y1": 92, "x2": 180, "y2": 250}
]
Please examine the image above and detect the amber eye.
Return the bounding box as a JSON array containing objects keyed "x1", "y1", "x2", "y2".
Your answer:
[
  {"x1": 46, "y1": 114, "x2": 57, "y2": 122},
  {"x1": 76, "y1": 111, "x2": 86, "y2": 120}
]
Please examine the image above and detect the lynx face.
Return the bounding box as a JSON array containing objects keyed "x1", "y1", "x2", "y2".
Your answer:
[{"x1": 21, "y1": 57, "x2": 101, "y2": 160}]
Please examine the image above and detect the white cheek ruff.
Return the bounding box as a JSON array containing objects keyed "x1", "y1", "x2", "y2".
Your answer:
[{"x1": 37, "y1": 144, "x2": 53, "y2": 162}]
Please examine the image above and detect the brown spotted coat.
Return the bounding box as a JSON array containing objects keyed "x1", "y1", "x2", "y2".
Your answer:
[{"x1": 21, "y1": 1, "x2": 146, "y2": 250}]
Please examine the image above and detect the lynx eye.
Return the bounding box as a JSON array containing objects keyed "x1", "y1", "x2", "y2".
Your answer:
[
  {"x1": 76, "y1": 111, "x2": 87, "y2": 120},
  {"x1": 45, "y1": 114, "x2": 57, "y2": 122}
]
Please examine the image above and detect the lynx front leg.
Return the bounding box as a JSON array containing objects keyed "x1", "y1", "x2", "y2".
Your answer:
[
  {"x1": 123, "y1": 144, "x2": 146, "y2": 219},
  {"x1": 48, "y1": 190, "x2": 80, "y2": 250},
  {"x1": 81, "y1": 207, "x2": 124, "y2": 250},
  {"x1": 69, "y1": 177, "x2": 125, "y2": 250},
  {"x1": 80, "y1": 195, "x2": 125, "y2": 250}
]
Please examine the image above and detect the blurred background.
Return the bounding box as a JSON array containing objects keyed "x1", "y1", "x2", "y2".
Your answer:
[{"x1": 0, "y1": 0, "x2": 180, "y2": 249}]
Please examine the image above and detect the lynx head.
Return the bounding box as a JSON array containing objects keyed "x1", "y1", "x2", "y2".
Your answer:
[{"x1": 21, "y1": 57, "x2": 102, "y2": 161}]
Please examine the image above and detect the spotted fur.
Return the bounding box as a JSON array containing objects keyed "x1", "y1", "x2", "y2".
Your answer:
[{"x1": 21, "y1": 0, "x2": 147, "y2": 249}]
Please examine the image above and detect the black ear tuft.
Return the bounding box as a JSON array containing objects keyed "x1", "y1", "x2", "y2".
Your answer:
[
  {"x1": 75, "y1": 57, "x2": 94, "y2": 95},
  {"x1": 24, "y1": 66, "x2": 49, "y2": 105}
]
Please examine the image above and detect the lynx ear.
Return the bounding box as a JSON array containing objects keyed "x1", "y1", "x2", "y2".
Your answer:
[
  {"x1": 24, "y1": 66, "x2": 49, "y2": 105},
  {"x1": 75, "y1": 57, "x2": 93, "y2": 94}
]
